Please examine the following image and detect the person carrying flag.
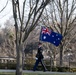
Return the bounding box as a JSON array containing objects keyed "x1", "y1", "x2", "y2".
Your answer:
[{"x1": 33, "y1": 42, "x2": 47, "y2": 72}]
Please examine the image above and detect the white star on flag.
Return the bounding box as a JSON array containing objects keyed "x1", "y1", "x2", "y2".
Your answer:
[
  {"x1": 52, "y1": 35, "x2": 54, "y2": 37},
  {"x1": 43, "y1": 36, "x2": 46, "y2": 39},
  {"x1": 58, "y1": 38, "x2": 60, "y2": 40},
  {"x1": 53, "y1": 41, "x2": 56, "y2": 43}
]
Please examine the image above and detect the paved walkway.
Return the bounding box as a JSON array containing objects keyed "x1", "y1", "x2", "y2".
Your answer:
[{"x1": 0, "y1": 69, "x2": 76, "y2": 74}]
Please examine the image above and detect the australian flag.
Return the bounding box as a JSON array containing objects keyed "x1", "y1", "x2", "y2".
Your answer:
[{"x1": 39, "y1": 27, "x2": 63, "y2": 46}]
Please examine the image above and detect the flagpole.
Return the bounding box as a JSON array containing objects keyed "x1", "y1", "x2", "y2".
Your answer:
[{"x1": 38, "y1": 25, "x2": 44, "y2": 43}]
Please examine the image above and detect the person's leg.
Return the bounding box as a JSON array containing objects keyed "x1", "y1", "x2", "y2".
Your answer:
[
  {"x1": 33, "y1": 59, "x2": 39, "y2": 71},
  {"x1": 40, "y1": 59, "x2": 47, "y2": 71}
]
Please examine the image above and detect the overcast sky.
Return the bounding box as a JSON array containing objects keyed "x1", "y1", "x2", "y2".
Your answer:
[
  {"x1": 0, "y1": 0, "x2": 12, "y2": 26},
  {"x1": 0, "y1": 0, "x2": 27, "y2": 28},
  {"x1": 0, "y1": 0, "x2": 75, "y2": 28}
]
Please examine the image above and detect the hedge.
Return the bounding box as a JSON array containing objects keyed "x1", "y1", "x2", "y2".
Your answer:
[{"x1": 0, "y1": 63, "x2": 76, "y2": 72}]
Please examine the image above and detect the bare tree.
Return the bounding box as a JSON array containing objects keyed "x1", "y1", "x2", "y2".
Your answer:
[
  {"x1": 40, "y1": 0, "x2": 76, "y2": 67},
  {"x1": 0, "y1": 25, "x2": 15, "y2": 57},
  {"x1": 12, "y1": 0, "x2": 51, "y2": 75}
]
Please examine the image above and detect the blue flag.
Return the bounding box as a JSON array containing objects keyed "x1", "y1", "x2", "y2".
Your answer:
[{"x1": 39, "y1": 27, "x2": 63, "y2": 46}]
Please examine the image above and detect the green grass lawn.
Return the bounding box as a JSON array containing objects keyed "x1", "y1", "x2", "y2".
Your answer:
[
  {"x1": 0, "y1": 72, "x2": 15, "y2": 75},
  {"x1": 0, "y1": 72, "x2": 76, "y2": 75}
]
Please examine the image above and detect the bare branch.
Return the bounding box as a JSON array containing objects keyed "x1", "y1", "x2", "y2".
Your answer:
[{"x1": 0, "y1": 0, "x2": 8, "y2": 13}]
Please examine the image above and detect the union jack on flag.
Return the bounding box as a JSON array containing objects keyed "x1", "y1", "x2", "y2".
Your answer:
[
  {"x1": 39, "y1": 27, "x2": 63, "y2": 46},
  {"x1": 42, "y1": 27, "x2": 51, "y2": 35}
]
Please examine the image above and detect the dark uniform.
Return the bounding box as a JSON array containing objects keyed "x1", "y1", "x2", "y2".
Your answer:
[{"x1": 33, "y1": 43, "x2": 47, "y2": 71}]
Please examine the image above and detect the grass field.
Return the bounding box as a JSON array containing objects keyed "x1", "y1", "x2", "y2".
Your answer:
[{"x1": 0, "y1": 72, "x2": 76, "y2": 75}]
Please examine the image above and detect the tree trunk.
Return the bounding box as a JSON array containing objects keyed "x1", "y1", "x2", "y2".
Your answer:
[
  {"x1": 16, "y1": 45, "x2": 23, "y2": 75},
  {"x1": 59, "y1": 44, "x2": 63, "y2": 67}
]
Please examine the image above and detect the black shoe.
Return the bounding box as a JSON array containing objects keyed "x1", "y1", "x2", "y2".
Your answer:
[
  {"x1": 33, "y1": 70, "x2": 35, "y2": 71},
  {"x1": 43, "y1": 69, "x2": 47, "y2": 72}
]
